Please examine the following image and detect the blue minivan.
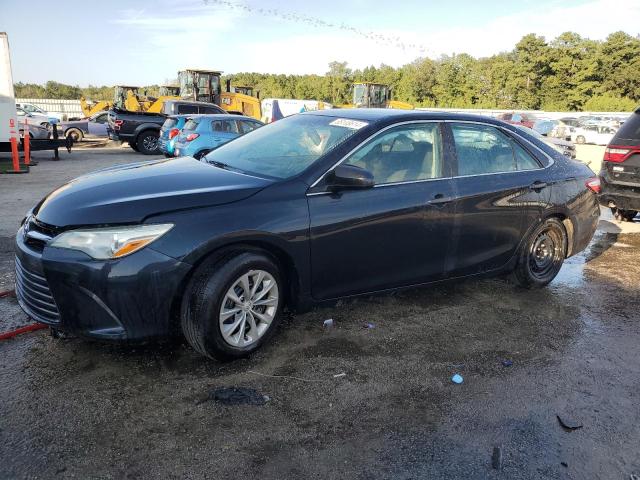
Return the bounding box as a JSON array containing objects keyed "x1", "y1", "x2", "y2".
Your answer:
[{"x1": 173, "y1": 114, "x2": 264, "y2": 159}]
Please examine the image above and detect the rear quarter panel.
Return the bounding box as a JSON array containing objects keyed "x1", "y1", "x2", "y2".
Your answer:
[{"x1": 545, "y1": 156, "x2": 599, "y2": 256}]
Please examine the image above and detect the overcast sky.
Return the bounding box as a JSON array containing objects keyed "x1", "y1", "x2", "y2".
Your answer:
[{"x1": 3, "y1": 0, "x2": 640, "y2": 86}]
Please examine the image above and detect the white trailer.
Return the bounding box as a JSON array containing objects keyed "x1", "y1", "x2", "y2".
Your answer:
[
  {"x1": 0, "y1": 32, "x2": 71, "y2": 161},
  {"x1": 261, "y1": 98, "x2": 332, "y2": 123},
  {"x1": 0, "y1": 32, "x2": 19, "y2": 151}
]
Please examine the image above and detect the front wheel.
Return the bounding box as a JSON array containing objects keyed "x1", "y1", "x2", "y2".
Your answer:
[
  {"x1": 181, "y1": 252, "x2": 283, "y2": 360},
  {"x1": 575, "y1": 135, "x2": 586, "y2": 144},
  {"x1": 513, "y1": 218, "x2": 567, "y2": 288},
  {"x1": 129, "y1": 141, "x2": 139, "y2": 152}
]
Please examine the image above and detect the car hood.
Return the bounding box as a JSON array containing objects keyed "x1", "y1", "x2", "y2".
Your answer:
[{"x1": 34, "y1": 157, "x2": 273, "y2": 227}]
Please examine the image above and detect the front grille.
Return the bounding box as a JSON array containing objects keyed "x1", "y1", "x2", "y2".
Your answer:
[
  {"x1": 14, "y1": 256, "x2": 60, "y2": 324},
  {"x1": 23, "y1": 217, "x2": 57, "y2": 252}
]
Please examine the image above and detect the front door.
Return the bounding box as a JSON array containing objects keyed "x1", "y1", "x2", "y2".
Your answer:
[{"x1": 308, "y1": 122, "x2": 455, "y2": 300}]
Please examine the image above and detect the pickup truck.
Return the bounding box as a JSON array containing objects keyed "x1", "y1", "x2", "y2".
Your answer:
[{"x1": 107, "y1": 100, "x2": 225, "y2": 154}]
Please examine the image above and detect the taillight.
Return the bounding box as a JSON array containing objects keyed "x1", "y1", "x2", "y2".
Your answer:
[
  {"x1": 585, "y1": 177, "x2": 601, "y2": 194},
  {"x1": 185, "y1": 133, "x2": 199, "y2": 141},
  {"x1": 603, "y1": 145, "x2": 639, "y2": 163},
  {"x1": 168, "y1": 128, "x2": 179, "y2": 139},
  {"x1": 114, "y1": 119, "x2": 123, "y2": 130}
]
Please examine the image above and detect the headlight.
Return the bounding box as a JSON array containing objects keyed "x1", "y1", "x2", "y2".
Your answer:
[{"x1": 49, "y1": 224, "x2": 173, "y2": 260}]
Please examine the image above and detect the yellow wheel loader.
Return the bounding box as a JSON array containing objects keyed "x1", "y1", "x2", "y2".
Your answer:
[{"x1": 344, "y1": 82, "x2": 414, "y2": 109}]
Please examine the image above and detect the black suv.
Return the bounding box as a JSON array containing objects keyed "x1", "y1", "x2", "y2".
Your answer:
[{"x1": 599, "y1": 107, "x2": 640, "y2": 222}]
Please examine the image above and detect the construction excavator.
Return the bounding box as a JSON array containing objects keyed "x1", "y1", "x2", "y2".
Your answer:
[
  {"x1": 342, "y1": 82, "x2": 413, "y2": 109},
  {"x1": 80, "y1": 70, "x2": 261, "y2": 119},
  {"x1": 177, "y1": 69, "x2": 262, "y2": 120}
]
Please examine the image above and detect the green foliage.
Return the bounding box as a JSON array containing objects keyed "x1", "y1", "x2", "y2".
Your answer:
[
  {"x1": 583, "y1": 94, "x2": 637, "y2": 112},
  {"x1": 14, "y1": 32, "x2": 640, "y2": 112}
]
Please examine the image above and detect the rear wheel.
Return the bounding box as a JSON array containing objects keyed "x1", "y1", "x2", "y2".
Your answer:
[
  {"x1": 181, "y1": 252, "x2": 283, "y2": 360},
  {"x1": 514, "y1": 218, "x2": 567, "y2": 288},
  {"x1": 136, "y1": 130, "x2": 160, "y2": 155},
  {"x1": 66, "y1": 128, "x2": 83, "y2": 143},
  {"x1": 575, "y1": 135, "x2": 586, "y2": 144}
]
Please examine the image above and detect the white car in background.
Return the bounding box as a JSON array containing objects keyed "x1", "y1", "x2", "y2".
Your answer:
[
  {"x1": 15, "y1": 106, "x2": 54, "y2": 128},
  {"x1": 15, "y1": 102, "x2": 65, "y2": 122},
  {"x1": 571, "y1": 124, "x2": 617, "y2": 145}
]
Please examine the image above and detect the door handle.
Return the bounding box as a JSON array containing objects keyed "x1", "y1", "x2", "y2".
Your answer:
[
  {"x1": 428, "y1": 193, "x2": 452, "y2": 206},
  {"x1": 529, "y1": 181, "x2": 548, "y2": 191}
]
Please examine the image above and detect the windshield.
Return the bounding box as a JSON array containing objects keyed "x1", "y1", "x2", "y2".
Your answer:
[
  {"x1": 204, "y1": 114, "x2": 366, "y2": 179},
  {"x1": 353, "y1": 84, "x2": 366, "y2": 106}
]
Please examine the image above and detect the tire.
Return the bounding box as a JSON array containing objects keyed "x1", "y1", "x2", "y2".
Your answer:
[
  {"x1": 575, "y1": 135, "x2": 586, "y2": 144},
  {"x1": 65, "y1": 128, "x2": 83, "y2": 143},
  {"x1": 129, "y1": 141, "x2": 139, "y2": 152},
  {"x1": 513, "y1": 218, "x2": 567, "y2": 288},
  {"x1": 181, "y1": 252, "x2": 283, "y2": 360},
  {"x1": 136, "y1": 130, "x2": 160, "y2": 155},
  {"x1": 193, "y1": 149, "x2": 211, "y2": 160}
]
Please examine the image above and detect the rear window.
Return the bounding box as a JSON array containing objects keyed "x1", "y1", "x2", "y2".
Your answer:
[
  {"x1": 183, "y1": 119, "x2": 199, "y2": 130},
  {"x1": 612, "y1": 112, "x2": 640, "y2": 143},
  {"x1": 200, "y1": 105, "x2": 225, "y2": 114},
  {"x1": 177, "y1": 105, "x2": 198, "y2": 114},
  {"x1": 162, "y1": 118, "x2": 178, "y2": 130}
]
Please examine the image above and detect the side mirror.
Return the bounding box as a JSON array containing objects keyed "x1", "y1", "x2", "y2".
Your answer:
[{"x1": 326, "y1": 164, "x2": 374, "y2": 192}]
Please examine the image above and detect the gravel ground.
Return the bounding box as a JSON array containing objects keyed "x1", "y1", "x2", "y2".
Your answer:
[{"x1": 1, "y1": 148, "x2": 639, "y2": 479}]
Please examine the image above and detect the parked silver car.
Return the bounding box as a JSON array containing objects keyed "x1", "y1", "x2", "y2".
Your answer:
[{"x1": 18, "y1": 120, "x2": 50, "y2": 140}]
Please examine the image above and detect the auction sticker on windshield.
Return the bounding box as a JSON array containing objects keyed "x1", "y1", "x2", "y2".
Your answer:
[{"x1": 329, "y1": 119, "x2": 369, "y2": 130}]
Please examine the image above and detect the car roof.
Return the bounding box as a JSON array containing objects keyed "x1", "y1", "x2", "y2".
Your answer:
[
  {"x1": 304, "y1": 108, "x2": 506, "y2": 125},
  {"x1": 163, "y1": 100, "x2": 223, "y2": 107},
  {"x1": 186, "y1": 114, "x2": 260, "y2": 121}
]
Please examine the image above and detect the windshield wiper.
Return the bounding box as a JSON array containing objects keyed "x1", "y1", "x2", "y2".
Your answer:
[{"x1": 207, "y1": 159, "x2": 230, "y2": 169}]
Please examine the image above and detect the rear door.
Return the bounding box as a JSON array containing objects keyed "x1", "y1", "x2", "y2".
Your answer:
[
  {"x1": 445, "y1": 122, "x2": 550, "y2": 276},
  {"x1": 210, "y1": 119, "x2": 240, "y2": 148}
]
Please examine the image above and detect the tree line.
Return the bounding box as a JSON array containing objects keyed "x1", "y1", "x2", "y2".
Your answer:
[{"x1": 14, "y1": 31, "x2": 640, "y2": 112}]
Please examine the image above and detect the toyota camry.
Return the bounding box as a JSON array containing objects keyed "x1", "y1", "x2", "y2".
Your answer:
[{"x1": 15, "y1": 110, "x2": 600, "y2": 359}]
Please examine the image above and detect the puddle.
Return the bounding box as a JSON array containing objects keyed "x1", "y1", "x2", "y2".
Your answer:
[{"x1": 552, "y1": 254, "x2": 587, "y2": 289}]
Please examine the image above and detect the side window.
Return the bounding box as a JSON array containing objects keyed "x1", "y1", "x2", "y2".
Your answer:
[
  {"x1": 512, "y1": 141, "x2": 540, "y2": 171},
  {"x1": 211, "y1": 120, "x2": 239, "y2": 133},
  {"x1": 94, "y1": 113, "x2": 107, "y2": 124},
  {"x1": 200, "y1": 105, "x2": 224, "y2": 114},
  {"x1": 238, "y1": 121, "x2": 260, "y2": 134},
  {"x1": 177, "y1": 105, "x2": 198, "y2": 114},
  {"x1": 512, "y1": 113, "x2": 522, "y2": 122},
  {"x1": 345, "y1": 123, "x2": 443, "y2": 184},
  {"x1": 451, "y1": 124, "x2": 540, "y2": 175}
]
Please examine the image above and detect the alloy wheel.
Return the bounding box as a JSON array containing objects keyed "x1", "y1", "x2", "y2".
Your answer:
[
  {"x1": 142, "y1": 135, "x2": 158, "y2": 151},
  {"x1": 219, "y1": 269, "x2": 279, "y2": 347}
]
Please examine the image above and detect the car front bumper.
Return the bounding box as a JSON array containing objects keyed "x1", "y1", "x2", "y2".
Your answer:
[{"x1": 14, "y1": 225, "x2": 192, "y2": 342}]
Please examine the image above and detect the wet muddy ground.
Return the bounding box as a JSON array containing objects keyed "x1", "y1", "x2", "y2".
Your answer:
[{"x1": 1, "y1": 151, "x2": 639, "y2": 479}]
